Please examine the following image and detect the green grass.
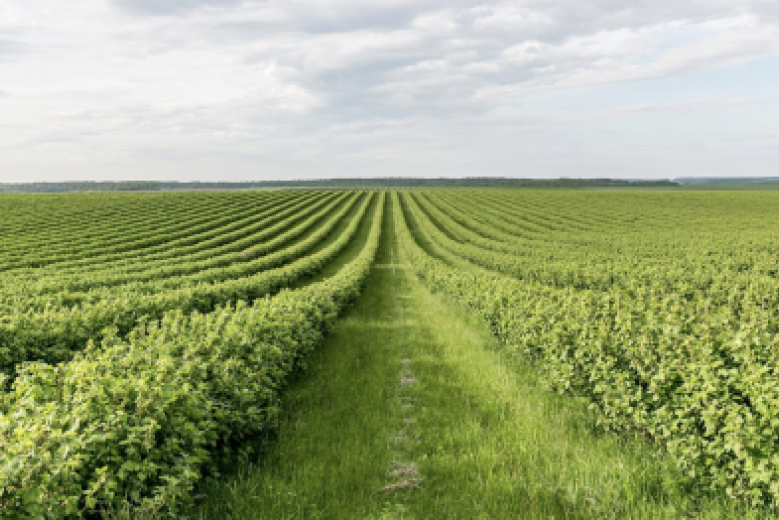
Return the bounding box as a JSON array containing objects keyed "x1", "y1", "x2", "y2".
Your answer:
[{"x1": 188, "y1": 204, "x2": 761, "y2": 519}]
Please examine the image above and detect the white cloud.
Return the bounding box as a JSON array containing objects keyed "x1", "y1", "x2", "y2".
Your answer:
[{"x1": 1, "y1": 0, "x2": 778, "y2": 181}]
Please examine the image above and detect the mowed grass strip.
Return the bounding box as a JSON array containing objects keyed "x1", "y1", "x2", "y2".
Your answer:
[{"x1": 189, "y1": 204, "x2": 756, "y2": 519}]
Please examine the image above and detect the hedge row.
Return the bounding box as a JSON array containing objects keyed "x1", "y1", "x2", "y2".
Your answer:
[
  {"x1": 0, "y1": 191, "x2": 344, "y2": 304},
  {"x1": 0, "y1": 193, "x2": 385, "y2": 518},
  {"x1": 395, "y1": 193, "x2": 779, "y2": 508},
  {"x1": 0, "y1": 192, "x2": 268, "y2": 268},
  {"x1": 3, "y1": 190, "x2": 315, "y2": 278},
  {"x1": 0, "y1": 194, "x2": 372, "y2": 377}
]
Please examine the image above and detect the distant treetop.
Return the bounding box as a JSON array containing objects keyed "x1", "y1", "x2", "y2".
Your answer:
[{"x1": 0, "y1": 178, "x2": 678, "y2": 193}]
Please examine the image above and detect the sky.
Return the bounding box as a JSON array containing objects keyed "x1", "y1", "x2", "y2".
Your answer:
[{"x1": 1, "y1": 1, "x2": 778, "y2": 182}]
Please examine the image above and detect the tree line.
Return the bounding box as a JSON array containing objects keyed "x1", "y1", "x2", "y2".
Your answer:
[{"x1": 0, "y1": 178, "x2": 678, "y2": 193}]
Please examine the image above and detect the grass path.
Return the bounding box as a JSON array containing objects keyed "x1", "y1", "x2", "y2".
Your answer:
[
  {"x1": 191, "y1": 204, "x2": 753, "y2": 519},
  {"x1": 191, "y1": 200, "x2": 406, "y2": 519}
]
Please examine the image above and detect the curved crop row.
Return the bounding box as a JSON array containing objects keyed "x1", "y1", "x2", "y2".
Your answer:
[
  {"x1": 396, "y1": 192, "x2": 779, "y2": 508},
  {"x1": 0, "y1": 193, "x2": 258, "y2": 266},
  {"x1": 5, "y1": 191, "x2": 326, "y2": 280},
  {"x1": 0, "y1": 192, "x2": 353, "y2": 315},
  {"x1": 0, "y1": 192, "x2": 345, "y2": 300},
  {"x1": 403, "y1": 192, "x2": 779, "y2": 312},
  {"x1": 0, "y1": 193, "x2": 373, "y2": 376},
  {"x1": 0, "y1": 192, "x2": 222, "y2": 242},
  {"x1": 0, "y1": 192, "x2": 293, "y2": 270},
  {"x1": 0, "y1": 193, "x2": 386, "y2": 519},
  {"x1": 0, "y1": 192, "x2": 264, "y2": 261}
]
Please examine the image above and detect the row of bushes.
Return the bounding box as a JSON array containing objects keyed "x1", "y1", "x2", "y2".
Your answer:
[
  {"x1": 4, "y1": 190, "x2": 320, "y2": 279},
  {"x1": 0, "y1": 194, "x2": 371, "y2": 377},
  {"x1": 395, "y1": 192, "x2": 779, "y2": 508},
  {"x1": 0, "y1": 191, "x2": 273, "y2": 268},
  {"x1": 0, "y1": 192, "x2": 338, "y2": 301},
  {"x1": 406, "y1": 191, "x2": 779, "y2": 313},
  {"x1": 0, "y1": 194, "x2": 385, "y2": 518}
]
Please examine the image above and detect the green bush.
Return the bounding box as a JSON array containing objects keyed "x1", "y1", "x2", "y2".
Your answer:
[
  {"x1": 0, "y1": 194, "x2": 384, "y2": 518},
  {"x1": 394, "y1": 192, "x2": 779, "y2": 508}
]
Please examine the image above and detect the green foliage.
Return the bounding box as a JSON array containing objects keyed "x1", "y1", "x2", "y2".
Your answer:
[
  {"x1": 4, "y1": 185, "x2": 779, "y2": 516},
  {"x1": 0, "y1": 194, "x2": 385, "y2": 517},
  {"x1": 394, "y1": 190, "x2": 779, "y2": 509},
  {"x1": 0, "y1": 193, "x2": 369, "y2": 378},
  {"x1": 0, "y1": 190, "x2": 319, "y2": 271}
]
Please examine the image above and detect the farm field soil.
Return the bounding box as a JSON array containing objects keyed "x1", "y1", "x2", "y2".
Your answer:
[{"x1": 189, "y1": 206, "x2": 749, "y2": 520}]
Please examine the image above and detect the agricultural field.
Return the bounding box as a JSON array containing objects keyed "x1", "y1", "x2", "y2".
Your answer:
[{"x1": 1, "y1": 188, "x2": 779, "y2": 518}]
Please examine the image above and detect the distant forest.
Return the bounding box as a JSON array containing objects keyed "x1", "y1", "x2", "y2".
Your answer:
[{"x1": 0, "y1": 178, "x2": 678, "y2": 193}]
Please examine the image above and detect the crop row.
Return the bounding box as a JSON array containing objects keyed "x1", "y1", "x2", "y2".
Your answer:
[
  {"x1": 403, "y1": 192, "x2": 779, "y2": 313},
  {"x1": 0, "y1": 191, "x2": 266, "y2": 262},
  {"x1": 0, "y1": 190, "x2": 321, "y2": 278},
  {"x1": 0, "y1": 191, "x2": 344, "y2": 301},
  {"x1": 436, "y1": 190, "x2": 779, "y2": 267},
  {"x1": 0, "y1": 193, "x2": 386, "y2": 518},
  {"x1": 0, "y1": 193, "x2": 373, "y2": 377},
  {"x1": 0, "y1": 192, "x2": 223, "y2": 241},
  {"x1": 396, "y1": 192, "x2": 779, "y2": 507},
  {"x1": 422, "y1": 190, "x2": 760, "y2": 267},
  {"x1": 0, "y1": 192, "x2": 356, "y2": 317},
  {"x1": 0, "y1": 191, "x2": 302, "y2": 271}
]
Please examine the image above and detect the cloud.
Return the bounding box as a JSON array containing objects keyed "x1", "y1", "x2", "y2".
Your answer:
[
  {"x1": 1, "y1": 1, "x2": 779, "y2": 181},
  {"x1": 0, "y1": 38, "x2": 22, "y2": 60},
  {"x1": 110, "y1": 0, "x2": 246, "y2": 16},
  {"x1": 98, "y1": 2, "x2": 779, "y2": 110}
]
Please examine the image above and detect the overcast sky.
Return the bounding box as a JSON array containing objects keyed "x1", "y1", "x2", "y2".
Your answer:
[{"x1": 1, "y1": 1, "x2": 778, "y2": 182}]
